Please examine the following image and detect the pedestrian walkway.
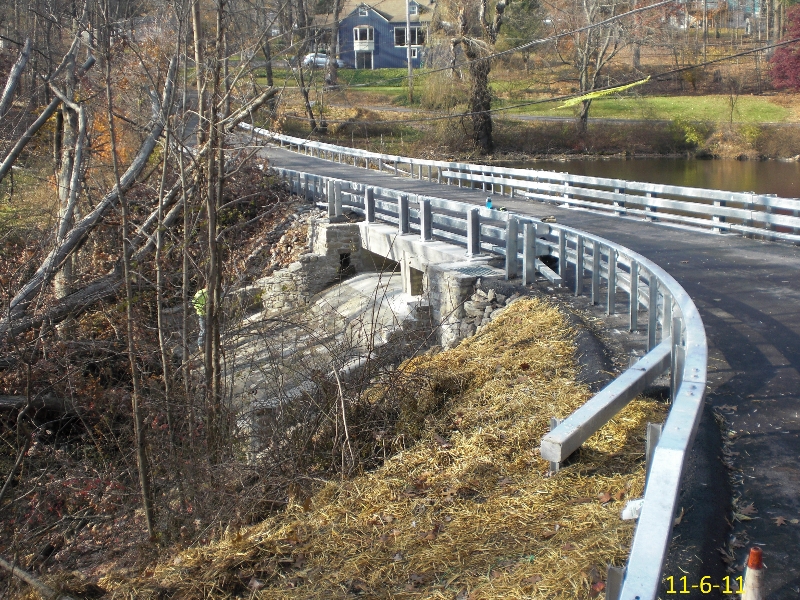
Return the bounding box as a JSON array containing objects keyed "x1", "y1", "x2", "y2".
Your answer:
[{"x1": 255, "y1": 141, "x2": 800, "y2": 598}]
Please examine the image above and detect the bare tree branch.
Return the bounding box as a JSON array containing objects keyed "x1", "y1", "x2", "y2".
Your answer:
[
  {"x1": 0, "y1": 37, "x2": 32, "y2": 118},
  {"x1": 1, "y1": 56, "x2": 177, "y2": 338},
  {"x1": 0, "y1": 554, "x2": 77, "y2": 600},
  {"x1": 0, "y1": 55, "x2": 95, "y2": 185}
]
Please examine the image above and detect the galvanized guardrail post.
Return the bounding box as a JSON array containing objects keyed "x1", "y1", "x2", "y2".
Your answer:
[
  {"x1": 629, "y1": 261, "x2": 639, "y2": 332},
  {"x1": 399, "y1": 194, "x2": 410, "y2": 234},
  {"x1": 607, "y1": 247, "x2": 617, "y2": 315},
  {"x1": 506, "y1": 217, "x2": 519, "y2": 280},
  {"x1": 420, "y1": 197, "x2": 432, "y2": 241},
  {"x1": 670, "y1": 316, "x2": 684, "y2": 402},
  {"x1": 327, "y1": 180, "x2": 336, "y2": 217},
  {"x1": 523, "y1": 223, "x2": 535, "y2": 285},
  {"x1": 648, "y1": 275, "x2": 658, "y2": 351},
  {"x1": 334, "y1": 181, "x2": 343, "y2": 217},
  {"x1": 366, "y1": 187, "x2": 376, "y2": 223},
  {"x1": 467, "y1": 208, "x2": 481, "y2": 257},
  {"x1": 591, "y1": 240, "x2": 600, "y2": 305},
  {"x1": 558, "y1": 229, "x2": 566, "y2": 278},
  {"x1": 575, "y1": 236, "x2": 584, "y2": 296}
]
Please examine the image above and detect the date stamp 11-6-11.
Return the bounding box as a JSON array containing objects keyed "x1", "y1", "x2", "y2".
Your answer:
[{"x1": 664, "y1": 575, "x2": 743, "y2": 595}]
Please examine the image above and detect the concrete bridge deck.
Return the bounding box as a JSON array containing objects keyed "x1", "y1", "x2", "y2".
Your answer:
[{"x1": 256, "y1": 142, "x2": 800, "y2": 598}]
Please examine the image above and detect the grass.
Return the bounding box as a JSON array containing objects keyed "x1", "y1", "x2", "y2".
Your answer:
[
  {"x1": 96, "y1": 297, "x2": 666, "y2": 599},
  {"x1": 502, "y1": 94, "x2": 793, "y2": 123}
]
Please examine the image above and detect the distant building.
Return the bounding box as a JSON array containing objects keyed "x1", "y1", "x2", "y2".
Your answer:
[{"x1": 319, "y1": 0, "x2": 434, "y2": 69}]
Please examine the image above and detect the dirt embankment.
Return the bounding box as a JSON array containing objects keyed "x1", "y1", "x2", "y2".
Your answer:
[{"x1": 93, "y1": 297, "x2": 665, "y2": 600}]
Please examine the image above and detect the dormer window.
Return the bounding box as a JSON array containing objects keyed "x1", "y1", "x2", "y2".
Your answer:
[
  {"x1": 358, "y1": 6, "x2": 369, "y2": 16},
  {"x1": 409, "y1": 3, "x2": 418, "y2": 14}
]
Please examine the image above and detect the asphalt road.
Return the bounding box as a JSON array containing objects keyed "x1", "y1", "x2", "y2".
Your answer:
[{"x1": 254, "y1": 141, "x2": 800, "y2": 598}]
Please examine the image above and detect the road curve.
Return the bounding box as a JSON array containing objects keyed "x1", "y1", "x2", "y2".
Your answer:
[{"x1": 254, "y1": 141, "x2": 800, "y2": 599}]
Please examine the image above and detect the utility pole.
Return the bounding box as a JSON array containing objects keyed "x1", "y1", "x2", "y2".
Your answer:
[{"x1": 406, "y1": 0, "x2": 413, "y2": 104}]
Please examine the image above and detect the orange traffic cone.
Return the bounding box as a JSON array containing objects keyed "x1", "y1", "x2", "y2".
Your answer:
[{"x1": 742, "y1": 547, "x2": 764, "y2": 600}]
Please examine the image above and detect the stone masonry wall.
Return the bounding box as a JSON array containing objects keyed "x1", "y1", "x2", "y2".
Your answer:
[{"x1": 257, "y1": 220, "x2": 364, "y2": 314}]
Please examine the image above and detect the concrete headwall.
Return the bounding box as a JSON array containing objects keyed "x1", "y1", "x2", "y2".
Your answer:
[
  {"x1": 258, "y1": 220, "x2": 363, "y2": 313},
  {"x1": 257, "y1": 218, "x2": 511, "y2": 348}
]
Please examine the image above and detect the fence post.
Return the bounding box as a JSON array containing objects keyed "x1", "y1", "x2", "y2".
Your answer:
[
  {"x1": 648, "y1": 275, "x2": 658, "y2": 351},
  {"x1": 645, "y1": 422, "x2": 663, "y2": 479},
  {"x1": 712, "y1": 199, "x2": 726, "y2": 233},
  {"x1": 558, "y1": 229, "x2": 566, "y2": 278},
  {"x1": 327, "y1": 180, "x2": 336, "y2": 217},
  {"x1": 467, "y1": 208, "x2": 481, "y2": 257},
  {"x1": 670, "y1": 317, "x2": 684, "y2": 402},
  {"x1": 607, "y1": 247, "x2": 616, "y2": 315},
  {"x1": 574, "y1": 236, "x2": 584, "y2": 296},
  {"x1": 303, "y1": 173, "x2": 312, "y2": 202},
  {"x1": 613, "y1": 187, "x2": 625, "y2": 216},
  {"x1": 366, "y1": 187, "x2": 376, "y2": 223},
  {"x1": 645, "y1": 192, "x2": 657, "y2": 221},
  {"x1": 506, "y1": 217, "x2": 519, "y2": 280},
  {"x1": 399, "y1": 194, "x2": 410, "y2": 234},
  {"x1": 629, "y1": 261, "x2": 639, "y2": 332},
  {"x1": 420, "y1": 197, "x2": 432, "y2": 241},
  {"x1": 591, "y1": 240, "x2": 600, "y2": 305},
  {"x1": 523, "y1": 222, "x2": 535, "y2": 285},
  {"x1": 334, "y1": 181, "x2": 343, "y2": 217},
  {"x1": 663, "y1": 293, "x2": 672, "y2": 340}
]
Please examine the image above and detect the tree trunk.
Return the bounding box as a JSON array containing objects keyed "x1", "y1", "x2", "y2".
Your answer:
[
  {"x1": 0, "y1": 36, "x2": 32, "y2": 118},
  {"x1": 465, "y1": 44, "x2": 493, "y2": 154},
  {"x1": 578, "y1": 99, "x2": 592, "y2": 133},
  {"x1": 104, "y1": 17, "x2": 156, "y2": 539},
  {"x1": 1, "y1": 59, "x2": 175, "y2": 335}
]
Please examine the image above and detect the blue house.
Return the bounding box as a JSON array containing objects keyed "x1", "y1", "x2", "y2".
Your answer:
[{"x1": 330, "y1": 0, "x2": 434, "y2": 69}]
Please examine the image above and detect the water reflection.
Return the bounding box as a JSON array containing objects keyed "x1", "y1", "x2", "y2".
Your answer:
[{"x1": 499, "y1": 158, "x2": 800, "y2": 198}]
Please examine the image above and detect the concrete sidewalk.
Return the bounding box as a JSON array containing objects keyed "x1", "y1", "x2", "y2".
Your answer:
[{"x1": 256, "y1": 141, "x2": 800, "y2": 598}]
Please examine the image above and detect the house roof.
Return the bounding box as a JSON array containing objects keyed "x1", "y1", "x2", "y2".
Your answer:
[{"x1": 314, "y1": 0, "x2": 435, "y2": 26}]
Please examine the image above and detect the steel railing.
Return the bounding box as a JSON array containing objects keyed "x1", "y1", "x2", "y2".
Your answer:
[
  {"x1": 242, "y1": 125, "x2": 800, "y2": 244},
  {"x1": 265, "y1": 156, "x2": 707, "y2": 600}
]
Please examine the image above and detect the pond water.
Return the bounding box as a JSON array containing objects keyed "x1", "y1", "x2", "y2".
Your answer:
[{"x1": 499, "y1": 157, "x2": 800, "y2": 199}]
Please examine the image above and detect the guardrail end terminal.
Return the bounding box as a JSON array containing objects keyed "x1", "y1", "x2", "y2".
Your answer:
[{"x1": 548, "y1": 417, "x2": 563, "y2": 474}]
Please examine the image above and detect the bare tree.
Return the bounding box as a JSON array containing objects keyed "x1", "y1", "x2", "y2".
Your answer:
[
  {"x1": 558, "y1": 0, "x2": 628, "y2": 132},
  {"x1": 446, "y1": 0, "x2": 514, "y2": 154}
]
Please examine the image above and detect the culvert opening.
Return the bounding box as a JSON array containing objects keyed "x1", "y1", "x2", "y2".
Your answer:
[{"x1": 338, "y1": 252, "x2": 355, "y2": 277}]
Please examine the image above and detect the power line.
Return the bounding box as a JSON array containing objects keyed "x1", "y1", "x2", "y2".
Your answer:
[
  {"x1": 277, "y1": 37, "x2": 799, "y2": 127},
  {"x1": 299, "y1": 0, "x2": 673, "y2": 91}
]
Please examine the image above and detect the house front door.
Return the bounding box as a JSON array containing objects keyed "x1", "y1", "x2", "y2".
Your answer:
[{"x1": 356, "y1": 51, "x2": 373, "y2": 69}]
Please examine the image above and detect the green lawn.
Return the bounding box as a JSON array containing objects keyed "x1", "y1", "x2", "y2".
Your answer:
[
  {"x1": 504, "y1": 94, "x2": 792, "y2": 123},
  {"x1": 255, "y1": 67, "x2": 422, "y2": 89}
]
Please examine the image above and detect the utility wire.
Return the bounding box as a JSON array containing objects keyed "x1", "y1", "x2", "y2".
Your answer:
[
  {"x1": 300, "y1": 0, "x2": 674, "y2": 91},
  {"x1": 279, "y1": 37, "x2": 800, "y2": 126}
]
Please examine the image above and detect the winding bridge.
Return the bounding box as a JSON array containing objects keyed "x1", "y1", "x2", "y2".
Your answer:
[{"x1": 243, "y1": 125, "x2": 800, "y2": 600}]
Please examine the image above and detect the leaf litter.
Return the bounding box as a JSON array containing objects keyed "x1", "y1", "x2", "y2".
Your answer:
[{"x1": 99, "y1": 298, "x2": 666, "y2": 599}]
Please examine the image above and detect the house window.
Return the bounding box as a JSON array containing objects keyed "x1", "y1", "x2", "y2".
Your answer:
[
  {"x1": 353, "y1": 26, "x2": 374, "y2": 41},
  {"x1": 394, "y1": 27, "x2": 425, "y2": 46},
  {"x1": 358, "y1": 6, "x2": 368, "y2": 16},
  {"x1": 409, "y1": 3, "x2": 418, "y2": 14}
]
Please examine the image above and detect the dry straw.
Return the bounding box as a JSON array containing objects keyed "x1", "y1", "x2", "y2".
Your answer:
[{"x1": 100, "y1": 298, "x2": 665, "y2": 599}]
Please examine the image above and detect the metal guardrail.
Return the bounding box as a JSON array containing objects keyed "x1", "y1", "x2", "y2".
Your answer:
[
  {"x1": 252, "y1": 129, "x2": 708, "y2": 600},
  {"x1": 241, "y1": 125, "x2": 800, "y2": 244}
]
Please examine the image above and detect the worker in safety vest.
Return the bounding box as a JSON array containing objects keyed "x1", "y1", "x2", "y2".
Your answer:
[{"x1": 193, "y1": 288, "x2": 208, "y2": 349}]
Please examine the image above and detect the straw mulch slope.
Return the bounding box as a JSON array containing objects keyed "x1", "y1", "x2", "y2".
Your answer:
[{"x1": 101, "y1": 298, "x2": 665, "y2": 599}]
